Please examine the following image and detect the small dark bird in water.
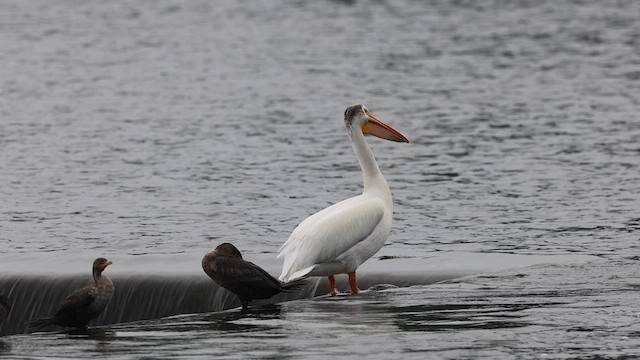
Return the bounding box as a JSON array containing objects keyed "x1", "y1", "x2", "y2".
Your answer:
[
  {"x1": 29, "y1": 258, "x2": 114, "y2": 329},
  {"x1": 0, "y1": 295, "x2": 10, "y2": 324},
  {"x1": 202, "y1": 243, "x2": 306, "y2": 311}
]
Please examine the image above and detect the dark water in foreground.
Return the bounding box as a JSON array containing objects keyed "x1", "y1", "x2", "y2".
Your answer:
[
  {"x1": 2, "y1": 258, "x2": 640, "y2": 359},
  {"x1": 1, "y1": 0, "x2": 640, "y2": 358}
]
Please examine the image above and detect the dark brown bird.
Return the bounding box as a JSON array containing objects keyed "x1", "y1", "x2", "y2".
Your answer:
[
  {"x1": 0, "y1": 295, "x2": 10, "y2": 325},
  {"x1": 202, "y1": 243, "x2": 306, "y2": 311},
  {"x1": 29, "y1": 258, "x2": 114, "y2": 329}
]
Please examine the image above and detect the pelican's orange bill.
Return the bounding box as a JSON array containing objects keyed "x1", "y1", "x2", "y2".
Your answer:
[{"x1": 362, "y1": 111, "x2": 410, "y2": 143}]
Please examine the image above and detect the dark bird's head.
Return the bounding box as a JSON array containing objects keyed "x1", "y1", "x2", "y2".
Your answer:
[
  {"x1": 92, "y1": 257, "x2": 112, "y2": 276},
  {"x1": 343, "y1": 104, "x2": 409, "y2": 142},
  {"x1": 213, "y1": 243, "x2": 243, "y2": 260}
]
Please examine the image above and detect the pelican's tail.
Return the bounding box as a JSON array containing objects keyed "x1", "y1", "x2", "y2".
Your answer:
[{"x1": 279, "y1": 265, "x2": 314, "y2": 283}]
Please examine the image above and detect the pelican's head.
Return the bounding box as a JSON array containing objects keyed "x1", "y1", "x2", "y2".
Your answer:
[{"x1": 344, "y1": 104, "x2": 409, "y2": 142}]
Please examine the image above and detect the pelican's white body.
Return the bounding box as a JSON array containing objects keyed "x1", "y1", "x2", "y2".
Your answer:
[
  {"x1": 278, "y1": 108, "x2": 398, "y2": 283},
  {"x1": 278, "y1": 188, "x2": 392, "y2": 282}
]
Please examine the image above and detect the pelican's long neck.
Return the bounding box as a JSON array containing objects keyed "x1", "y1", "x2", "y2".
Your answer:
[{"x1": 350, "y1": 128, "x2": 389, "y2": 193}]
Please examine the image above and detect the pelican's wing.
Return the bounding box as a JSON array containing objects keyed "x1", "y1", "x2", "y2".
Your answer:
[{"x1": 278, "y1": 195, "x2": 385, "y2": 282}]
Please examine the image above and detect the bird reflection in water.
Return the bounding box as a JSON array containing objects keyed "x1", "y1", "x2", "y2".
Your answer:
[{"x1": 203, "y1": 304, "x2": 283, "y2": 332}]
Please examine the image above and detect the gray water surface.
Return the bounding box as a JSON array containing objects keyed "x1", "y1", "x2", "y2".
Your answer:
[{"x1": 1, "y1": 0, "x2": 640, "y2": 358}]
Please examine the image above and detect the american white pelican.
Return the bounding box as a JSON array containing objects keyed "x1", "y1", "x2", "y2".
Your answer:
[{"x1": 278, "y1": 104, "x2": 409, "y2": 295}]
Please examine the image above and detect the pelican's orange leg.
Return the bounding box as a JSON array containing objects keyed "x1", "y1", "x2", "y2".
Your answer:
[
  {"x1": 348, "y1": 271, "x2": 360, "y2": 295},
  {"x1": 328, "y1": 275, "x2": 337, "y2": 296}
]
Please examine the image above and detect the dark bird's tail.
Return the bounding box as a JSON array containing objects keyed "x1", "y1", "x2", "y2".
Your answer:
[
  {"x1": 28, "y1": 318, "x2": 52, "y2": 330},
  {"x1": 281, "y1": 278, "x2": 309, "y2": 294}
]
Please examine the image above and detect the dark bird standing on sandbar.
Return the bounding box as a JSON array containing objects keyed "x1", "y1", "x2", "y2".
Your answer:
[
  {"x1": 202, "y1": 243, "x2": 306, "y2": 311},
  {"x1": 0, "y1": 295, "x2": 10, "y2": 325},
  {"x1": 29, "y1": 258, "x2": 114, "y2": 329}
]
